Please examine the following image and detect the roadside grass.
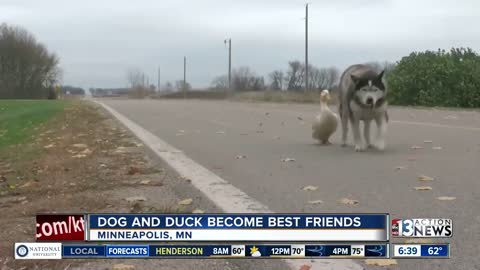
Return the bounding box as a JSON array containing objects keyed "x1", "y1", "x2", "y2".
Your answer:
[{"x1": 0, "y1": 100, "x2": 66, "y2": 149}]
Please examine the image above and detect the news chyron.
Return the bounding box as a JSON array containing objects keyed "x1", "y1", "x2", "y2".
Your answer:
[{"x1": 391, "y1": 218, "x2": 452, "y2": 238}]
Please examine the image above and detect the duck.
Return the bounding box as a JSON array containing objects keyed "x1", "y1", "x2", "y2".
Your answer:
[{"x1": 312, "y1": 89, "x2": 339, "y2": 145}]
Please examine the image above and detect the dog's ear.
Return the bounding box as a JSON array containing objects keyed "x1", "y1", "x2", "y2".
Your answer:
[
  {"x1": 350, "y1": 74, "x2": 360, "y2": 84},
  {"x1": 377, "y1": 70, "x2": 385, "y2": 81}
]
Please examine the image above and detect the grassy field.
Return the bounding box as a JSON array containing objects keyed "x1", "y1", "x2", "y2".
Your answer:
[{"x1": 0, "y1": 100, "x2": 66, "y2": 149}]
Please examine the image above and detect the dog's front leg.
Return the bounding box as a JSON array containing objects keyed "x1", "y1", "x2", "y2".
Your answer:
[
  {"x1": 374, "y1": 114, "x2": 387, "y2": 151},
  {"x1": 351, "y1": 117, "x2": 364, "y2": 152},
  {"x1": 364, "y1": 119, "x2": 372, "y2": 148}
]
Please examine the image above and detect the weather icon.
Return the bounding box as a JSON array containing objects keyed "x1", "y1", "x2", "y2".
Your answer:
[{"x1": 250, "y1": 246, "x2": 262, "y2": 257}]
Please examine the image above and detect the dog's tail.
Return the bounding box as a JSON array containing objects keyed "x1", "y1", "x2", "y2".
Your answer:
[{"x1": 385, "y1": 111, "x2": 389, "y2": 122}]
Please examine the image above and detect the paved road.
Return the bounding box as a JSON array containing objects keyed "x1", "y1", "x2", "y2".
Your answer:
[{"x1": 101, "y1": 99, "x2": 480, "y2": 270}]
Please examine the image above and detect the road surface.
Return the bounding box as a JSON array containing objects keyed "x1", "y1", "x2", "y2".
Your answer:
[{"x1": 101, "y1": 98, "x2": 480, "y2": 270}]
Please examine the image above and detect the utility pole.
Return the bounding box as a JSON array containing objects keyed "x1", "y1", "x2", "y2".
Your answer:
[
  {"x1": 157, "y1": 67, "x2": 160, "y2": 92},
  {"x1": 224, "y1": 38, "x2": 232, "y2": 95},
  {"x1": 305, "y1": 3, "x2": 309, "y2": 92},
  {"x1": 183, "y1": 56, "x2": 187, "y2": 99}
]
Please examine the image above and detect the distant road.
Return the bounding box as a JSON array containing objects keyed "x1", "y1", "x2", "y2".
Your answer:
[{"x1": 101, "y1": 99, "x2": 480, "y2": 270}]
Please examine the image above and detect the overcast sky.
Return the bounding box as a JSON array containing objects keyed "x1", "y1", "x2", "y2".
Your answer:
[{"x1": 1, "y1": 0, "x2": 479, "y2": 89}]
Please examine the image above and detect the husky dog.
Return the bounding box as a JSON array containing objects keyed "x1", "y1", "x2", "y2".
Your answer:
[{"x1": 338, "y1": 64, "x2": 388, "y2": 151}]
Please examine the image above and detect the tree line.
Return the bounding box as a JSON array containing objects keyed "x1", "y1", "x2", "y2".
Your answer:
[
  {"x1": 0, "y1": 23, "x2": 62, "y2": 99},
  {"x1": 211, "y1": 61, "x2": 341, "y2": 92}
]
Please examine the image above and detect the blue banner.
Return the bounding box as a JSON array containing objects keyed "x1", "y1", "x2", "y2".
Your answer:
[
  {"x1": 106, "y1": 245, "x2": 149, "y2": 257},
  {"x1": 420, "y1": 244, "x2": 449, "y2": 257},
  {"x1": 88, "y1": 214, "x2": 387, "y2": 229},
  {"x1": 63, "y1": 245, "x2": 105, "y2": 257}
]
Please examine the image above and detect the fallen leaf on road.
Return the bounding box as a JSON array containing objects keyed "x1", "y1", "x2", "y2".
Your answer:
[
  {"x1": 423, "y1": 140, "x2": 433, "y2": 143},
  {"x1": 404, "y1": 238, "x2": 435, "y2": 244},
  {"x1": 125, "y1": 196, "x2": 147, "y2": 203},
  {"x1": 395, "y1": 166, "x2": 407, "y2": 171},
  {"x1": 81, "y1": 148, "x2": 92, "y2": 155},
  {"x1": 72, "y1": 144, "x2": 88, "y2": 148},
  {"x1": 265, "y1": 112, "x2": 270, "y2": 116},
  {"x1": 178, "y1": 198, "x2": 193, "y2": 205},
  {"x1": 302, "y1": 185, "x2": 319, "y2": 191},
  {"x1": 299, "y1": 265, "x2": 311, "y2": 270},
  {"x1": 418, "y1": 175, "x2": 434, "y2": 181},
  {"x1": 436, "y1": 196, "x2": 456, "y2": 201},
  {"x1": 19, "y1": 181, "x2": 37, "y2": 188},
  {"x1": 307, "y1": 200, "x2": 323, "y2": 205},
  {"x1": 411, "y1": 145, "x2": 423, "y2": 150},
  {"x1": 127, "y1": 167, "x2": 142, "y2": 175},
  {"x1": 112, "y1": 264, "x2": 136, "y2": 270},
  {"x1": 235, "y1": 155, "x2": 247, "y2": 159},
  {"x1": 192, "y1": 208, "x2": 205, "y2": 214},
  {"x1": 115, "y1": 147, "x2": 127, "y2": 153},
  {"x1": 281, "y1": 158, "x2": 296, "y2": 162},
  {"x1": 281, "y1": 121, "x2": 285, "y2": 125},
  {"x1": 338, "y1": 198, "x2": 359, "y2": 205},
  {"x1": 258, "y1": 122, "x2": 263, "y2": 127},
  {"x1": 297, "y1": 116, "x2": 303, "y2": 121},
  {"x1": 43, "y1": 144, "x2": 55, "y2": 149},
  {"x1": 444, "y1": 115, "x2": 458, "y2": 120},
  {"x1": 433, "y1": 146, "x2": 443, "y2": 150},
  {"x1": 414, "y1": 186, "x2": 432, "y2": 191},
  {"x1": 365, "y1": 259, "x2": 398, "y2": 266}
]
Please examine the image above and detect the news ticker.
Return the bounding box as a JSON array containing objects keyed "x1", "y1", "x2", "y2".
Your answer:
[
  {"x1": 37, "y1": 214, "x2": 389, "y2": 241},
  {"x1": 36, "y1": 214, "x2": 453, "y2": 242},
  {"x1": 15, "y1": 243, "x2": 450, "y2": 259}
]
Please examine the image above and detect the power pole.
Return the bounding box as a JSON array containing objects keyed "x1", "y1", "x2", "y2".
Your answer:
[
  {"x1": 157, "y1": 67, "x2": 161, "y2": 92},
  {"x1": 224, "y1": 38, "x2": 232, "y2": 95},
  {"x1": 305, "y1": 3, "x2": 309, "y2": 92},
  {"x1": 183, "y1": 56, "x2": 187, "y2": 99}
]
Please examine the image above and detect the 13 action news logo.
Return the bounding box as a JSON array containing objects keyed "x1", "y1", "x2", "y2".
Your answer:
[{"x1": 391, "y1": 219, "x2": 452, "y2": 237}]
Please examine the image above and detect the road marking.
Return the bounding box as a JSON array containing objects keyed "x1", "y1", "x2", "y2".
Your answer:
[
  {"x1": 391, "y1": 120, "x2": 480, "y2": 131},
  {"x1": 95, "y1": 100, "x2": 364, "y2": 270}
]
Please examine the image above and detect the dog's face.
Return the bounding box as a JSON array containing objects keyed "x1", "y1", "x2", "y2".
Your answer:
[{"x1": 351, "y1": 71, "x2": 386, "y2": 108}]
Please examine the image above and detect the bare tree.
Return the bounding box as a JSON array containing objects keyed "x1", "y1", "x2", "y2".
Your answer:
[
  {"x1": 268, "y1": 70, "x2": 284, "y2": 90},
  {"x1": 211, "y1": 75, "x2": 228, "y2": 90},
  {"x1": 0, "y1": 23, "x2": 61, "y2": 99},
  {"x1": 232, "y1": 66, "x2": 265, "y2": 91},
  {"x1": 285, "y1": 61, "x2": 304, "y2": 91},
  {"x1": 126, "y1": 68, "x2": 143, "y2": 88},
  {"x1": 175, "y1": 80, "x2": 191, "y2": 91}
]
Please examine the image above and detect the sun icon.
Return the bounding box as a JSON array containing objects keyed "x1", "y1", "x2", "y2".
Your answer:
[{"x1": 250, "y1": 246, "x2": 261, "y2": 257}]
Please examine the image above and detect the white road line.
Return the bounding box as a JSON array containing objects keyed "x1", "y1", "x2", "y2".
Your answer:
[
  {"x1": 391, "y1": 120, "x2": 480, "y2": 131},
  {"x1": 95, "y1": 100, "x2": 364, "y2": 270}
]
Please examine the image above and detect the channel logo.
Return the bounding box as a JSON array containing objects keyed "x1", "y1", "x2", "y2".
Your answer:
[
  {"x1": 15, "y1": 243, "x2": 62, "y2": 259},
  {"x1": 391, "y1": 218, "x2": 452, "y2": 237}
]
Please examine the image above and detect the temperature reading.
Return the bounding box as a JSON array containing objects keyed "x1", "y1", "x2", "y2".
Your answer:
[
  {"x1": 428, "y1": 247, "x2": 442, "y2": 255},
  {"x1": 230, "y1": 245, "x2": 245, "y2": 257},
  {"x1": 292, "y1": 247, "x2": 304, "y2": 255},
  {"x1": 232, "y1": 247, "x2": 244, "y2": 254}
]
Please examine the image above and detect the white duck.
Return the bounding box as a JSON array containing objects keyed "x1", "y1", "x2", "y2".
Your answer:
[{"x1": 312, "y1": 89, "x2": 339, "y2": 145}]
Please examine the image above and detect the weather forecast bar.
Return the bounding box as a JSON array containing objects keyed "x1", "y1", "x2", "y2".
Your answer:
[{"x1": 58, "y1": 244, "x2": 389, "y2": 259}]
